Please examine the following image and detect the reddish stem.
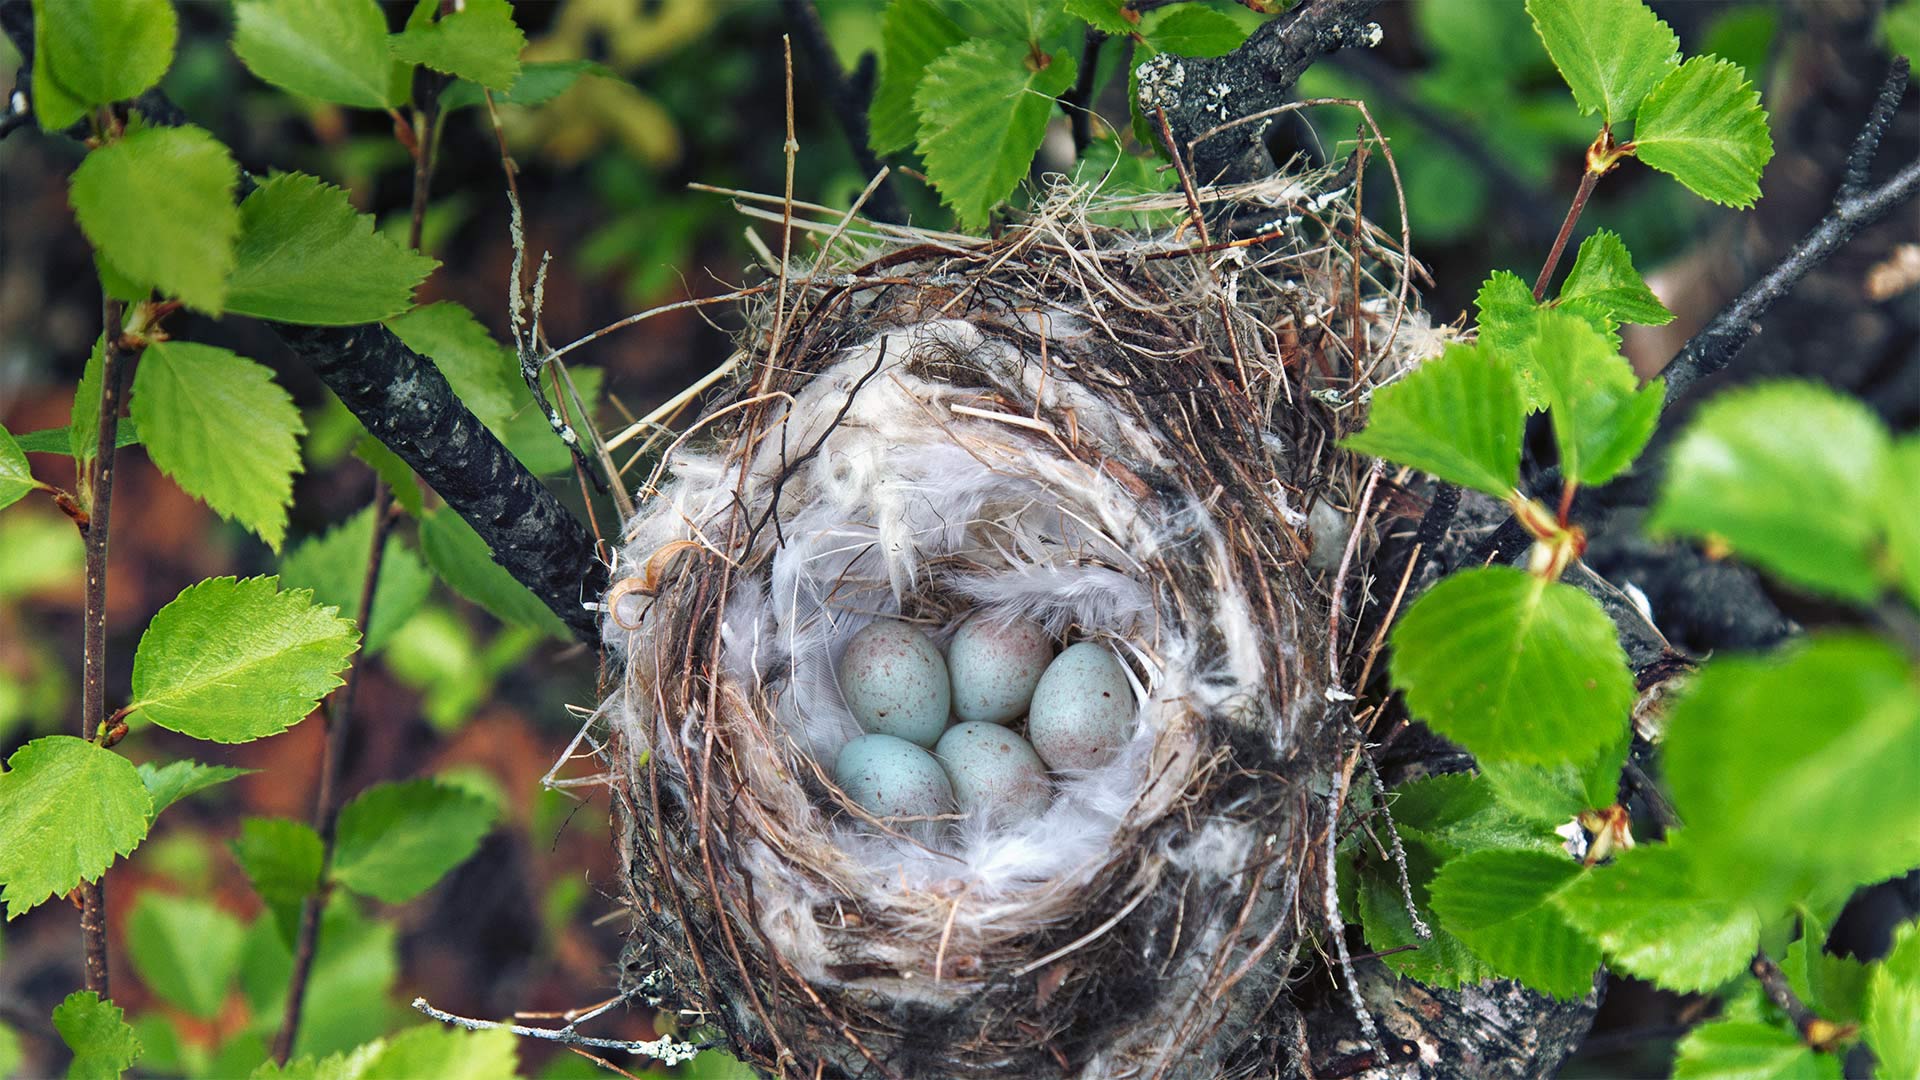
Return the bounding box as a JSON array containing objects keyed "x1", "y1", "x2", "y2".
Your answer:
[
  {"x1": 77, "y1": 297, "x2": 139, "y2": 997},
  {"x1": 1533, "y1": 166, "x2": 1602, "y2": 301}
]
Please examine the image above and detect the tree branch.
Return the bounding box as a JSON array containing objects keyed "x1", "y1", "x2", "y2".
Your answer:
[
  {"x1": 280, "y1": 322, "x2": 604, "y2": 641},
  {"x1": 75, "y1": 298, "x2": 139, "y2": 999},
  {"x1": 780, "y1": 0, "x2": 906, "y2": 225},
  {"x1": 1661, "y1": 154, "x2": 1919, "y2": 406},
  {"x1": 0, "y1": 0, "x2": 606, "y2": 644},
  {"x1": 1137, "y1": 0, "x2": 1383, "y2": 184}
]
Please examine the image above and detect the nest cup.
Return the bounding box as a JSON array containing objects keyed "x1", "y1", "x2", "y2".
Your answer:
[{"x1": 599, "y1": 165, "x2": 1439, "y2": 1078}]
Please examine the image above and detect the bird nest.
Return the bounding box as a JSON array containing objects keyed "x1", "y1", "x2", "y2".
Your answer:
[{"x1": 592, "y1": 162, "x2": 1446, "y2": 1079}]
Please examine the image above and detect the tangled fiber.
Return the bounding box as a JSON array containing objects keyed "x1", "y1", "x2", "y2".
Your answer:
[{"x1": 593, "y1": 158, "x2": 1449, "y2": 1078}]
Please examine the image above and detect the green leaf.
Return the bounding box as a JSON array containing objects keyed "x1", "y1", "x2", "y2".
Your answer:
[
  {"x1": 0, "y1": 424, "x2": 39, "y2": 511},
  {"x1": 132, "y1": 340, "x2": 305, "y2": 551},
  {"x1": 1888, "y1": 1, "x2": 1920, "y2": 67},
  {"x1": 240, "y1": 898, "x2": 399, "y2": 1058},
  {"x1": 418, "y1": 508, "x2": 570, "y2": 638},
  {"x1": 225, "y1": 172, "x2": 439, "y2": 326},
  {"x1": 359, "y1": 1024, "x2": 517, "y2": 1080},
  {"x1": 69, "y1": 125, "x2": 240, "y2": 314},
  {"x1": 1390, "y1": 566, "x2": 1635, "y2": 765},
  {"x1": 52, "y1": 990, "x2": 142, "y2": 1080},
  {"x1": 913, "y1": 40, "x2": 1077, "y2": 230},
  {"x1": 1671, "y1": 1019, "x2": 1839, "y2": 1080},
  {"x1": 126, "y1": 576, "x2": 361, "y2": 743},
  {"x1": 127, "y1": 892, "x2": 246, "y2": 1019},
  {"x1": 0, "y1": 1022, "x2": 21, "y2": 1080},
  {"x1": 870, "y1": 0, "x2": 967, "y2": 155},
  {"x1": 389, "y1": 0, "x2": 524, "y2": 91},
  {"x1": 1474, "y1": 269, "x2": 1552, "y2": 411},
  {"x1": 1481, "y1": 725, "x2": 1627, "y2": 825},
  {"x1": 1388, "y1": 771, "x2": 1560, "y2": 855},
  {"x1": 1139, "y1": 6, "x2": 1250, "y2": 57},
  {"x1": 1427, "y1": 848, "x2": 1600, "y2": 998},
  {"x1": 1350, "y1": 826, "x2": 1496, "y2": 988},
  {"x1": 1558, "y1": 229, "x2": 1673, "y2": 326},
  {"x1": 30, "y1": 0, "x2": 177, "y2": 130},
  {"x1": 1555, "y1": 838, "x2": 1761, "y2": 992},
  {"x1": 1867, "y1": 919, "x2": 1920, "y2": 1080},
  {"x1": 0, "y1": 736, "x2": 151, "y2": 920},
  {"x1": 979, "y1": 0, "x2": 1075, "y2": 42},
  {"x1": 1880, "y1": 436, "x2": 1920, "y2": 608},
  {"x1": 70, "y1": 336, "x2": 107, "y2": 468},
  {"x1": 137, "y1": 760, "x2": 253, "y2": 820},
  {"x1": 1649, "y1": 381, "x2": 1891, "y2": 602},
  {"x1": 1783, "y1": 911, "x2": 1869, "y2": 1024},
  {"x1": 11, "y1": 423, "x2": 141, "y2": 457},
  {"x1": 1527, "y1": 309, "x2": 1664, "y2": 486},
  {"x1": 353, "y1": 435, "x2": 423, "y2": 516},
  {"x1": 1064, "y1": 0, "x2": 1131, "y2": 36},
  {"x1": 232, "y1": 817, "x2": 324, "y2": 904},
  {"x1": 384, "y1": 301, "x2": 520, "y2": 427},
  {"x1": 231, "y1": 0, "x2": 407, "y2": 109},
  {"x1": 1662, "y1": 634, "x2": 1920, "y2": 906},
  {"x1": 1526, "y1": 0, "x2": 1678, "y2": 124},
  {"x1": 1342, "y1": 344, "x2": 1526, "y2": 496},
  {"x1": 251, "y1": 1042, "x2": 386, "y2": 1080},
  {"x1": 1632, "y1": 56, "x2": 1774, "y2": 209},
  {"x1": 95, "y1": 249, "x2": 150, "y2": 303},
  {"x1": 279, "y1": 507, "x2": 433, "y2": 654},
  {"x1": 438, "y1": 58, "x2": 612, "y2": 111},
  {"x1": 331, "y1": 779, "x2": 498, "y2": 903}
]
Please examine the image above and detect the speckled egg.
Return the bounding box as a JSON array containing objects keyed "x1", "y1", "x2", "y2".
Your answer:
[
  {"x1": 947, "y1": 614, "x2": 1054, "y2": 725},
  {"x1": 934, "y1": 722, "x2": 1051, "y2": 826},
  {"x1": 832, "y1": 734, "x2": 955, "y2": 839},
  {"x1": 838, "y1": 619, "x2": 951, "y2": 747},
  {"x1": 1027, "y1": 642, "x2": 1136, "y2": 771}
]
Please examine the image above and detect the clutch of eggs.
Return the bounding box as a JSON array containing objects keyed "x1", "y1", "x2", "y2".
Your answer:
[{"x1": 831, "y1": 613, "x2": 1136, "y2": 838}]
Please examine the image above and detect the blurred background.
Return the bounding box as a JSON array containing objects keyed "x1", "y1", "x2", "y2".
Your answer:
[{"x1": 1, "y1": 1, "x2": 1914, "y2": 1077}]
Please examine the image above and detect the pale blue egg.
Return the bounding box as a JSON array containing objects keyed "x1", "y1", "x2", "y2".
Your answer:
[
  {"x1": 832, "y1": 734, "x2": 955, "y2": 839},
  {"x1": 1027, "y1": 642, "x2": 1136, "y2": 771},
  {"x1": 947, "y1": 614, "x2": 1053, "y2": 725},
  {"x1": 935, "y1": 721, "x2": 1051, "y2": 826},
  {"x1": 838, "y1": 618, "x2": 951, "y2": 747}
]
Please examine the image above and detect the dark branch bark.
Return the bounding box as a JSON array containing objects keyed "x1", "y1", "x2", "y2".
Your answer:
[
  {"x1": 1, "y1": 0, "x2": 606, "y2": 644},
  {"x1": 1660, "y1": 156, "x2": 1920, "y2": 407},
  {"x1": 280, "y1": 323, "x2": 604, "y2": 641},
  {"x1": 1137, "y1": 0, "x2": 1383, "y2": 184}
]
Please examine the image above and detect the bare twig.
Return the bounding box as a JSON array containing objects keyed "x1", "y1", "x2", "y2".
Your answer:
[
  {"x1": 278, "y1": 117, "x2": 440, "y2": 1059},
  {"x1": 410, "y1": 996, "x2": 714, "y2": 1064},
  {"x1": 272, "y1": 480, "x2": 395, "y2": 1064},
  {"x1": 779, "y1": 0, "x2": 905, "y2": 224},
  {"x1": 1660, "y1": 156, "x2": 1920, "y2": 407},
  {"x1": 1838, "y1": 58, "x2": 1909, "y2": 203},
  {"x1": 76, "y1": 296, "x2": 139, "y2": 998},
  {"x1": 1750, "y1": 950, "x2": 1832, "y2": 1048}
]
